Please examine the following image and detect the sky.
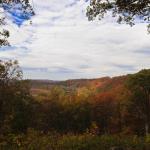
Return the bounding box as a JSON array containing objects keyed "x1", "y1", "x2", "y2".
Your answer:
[{"x1": 0, "y1": 0, "x2": 150, "y2": 80}]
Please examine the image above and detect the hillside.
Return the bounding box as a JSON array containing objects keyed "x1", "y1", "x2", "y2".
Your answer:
[
  {"x1": 29, "y1": 75, "x2": 127, "y2": 97},
  {"x1": 0, "y1": 60, "x2": 150, "y2": 149}
]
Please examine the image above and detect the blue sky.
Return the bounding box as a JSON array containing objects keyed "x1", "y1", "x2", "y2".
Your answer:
[{"x1": 0, "y1": 0, "x2": 150, "y2": 80}]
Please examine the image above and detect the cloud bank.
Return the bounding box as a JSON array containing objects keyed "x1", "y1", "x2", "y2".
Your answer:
[{"x1": 0, "y1": 0, "x2": 150, "y2": 80}]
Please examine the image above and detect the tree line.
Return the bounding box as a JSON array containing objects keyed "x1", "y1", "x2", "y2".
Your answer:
[{"x1": 0, "y1": 60, "x2": 150, "y2": 137}]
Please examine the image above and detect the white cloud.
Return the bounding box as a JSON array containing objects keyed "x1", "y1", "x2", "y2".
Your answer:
[{"x1": 0, "y1": 0, "x2": 150, "y2": 80}]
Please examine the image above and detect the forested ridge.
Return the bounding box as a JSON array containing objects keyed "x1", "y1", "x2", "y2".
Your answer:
[
  {"x1": 0, "y1": 0, "x2": 150, "y2": 149},
  {"x1": 0, "y1": 60, "x2": 150, "y2": 150}
]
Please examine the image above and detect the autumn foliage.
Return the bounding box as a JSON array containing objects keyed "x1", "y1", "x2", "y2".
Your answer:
[{"x1": 0, "y1": 60, "x2": 150, "y2": 149}]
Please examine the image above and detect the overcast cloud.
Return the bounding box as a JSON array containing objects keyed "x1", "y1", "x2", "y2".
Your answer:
[{"x1": 0, "y1": 0, "x2": 150, "y2": 80}]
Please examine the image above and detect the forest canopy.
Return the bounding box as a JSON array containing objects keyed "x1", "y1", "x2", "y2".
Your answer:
[
  {"x1": 0, "y1": 60, "x2": 150, "y2": 149},
  {"x1": 0, "y1": 1, "x2": 150, "y2": 149},
  {"x1": 0, "y1": 60, "x2": 150, "y2": 135}
]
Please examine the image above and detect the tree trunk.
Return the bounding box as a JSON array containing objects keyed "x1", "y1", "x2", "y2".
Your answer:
[
  {"x1": 145, "y1": 122, "x2": 149, "y2": 136},
  {"x1": 145, "y1": 92, "x2": 150, "y2": 136}
]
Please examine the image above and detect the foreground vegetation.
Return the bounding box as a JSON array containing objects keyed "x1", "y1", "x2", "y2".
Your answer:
[
  {"x1": 0, "y1": 60, "x2": 150, "y2": 149},
  {"x1": 1, "y1": 130, "x2": 150, "y2": 150}
]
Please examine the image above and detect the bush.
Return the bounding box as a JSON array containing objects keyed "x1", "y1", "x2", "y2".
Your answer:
[{"x1": 0, "y1": 130, "x2": 148, "y2": 150}]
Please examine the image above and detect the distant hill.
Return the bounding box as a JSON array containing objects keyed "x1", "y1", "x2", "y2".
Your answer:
[
  {"x1": 28, "y1": 77, "x2": 110, "y2": 89},
  {"x1": 28, "y1": 75, "x2": 127, "y2": 97}
]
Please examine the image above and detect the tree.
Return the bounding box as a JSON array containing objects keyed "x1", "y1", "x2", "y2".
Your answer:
[
  {"x1": 0, "y1": 13, "x2": 10, "y2": 46},
  {"x1": 0, "y1": 60, "x2": 34, "y2": 133},
  {"x1": 126, "y1": 69, "x2": 150, "y2": 135},
  {"x1": 92, "y1": 92, "x2": 115, "y2": 134},
  {"x1": 0, "y1": 0, "x2": 34, "y2": 47},
  {"x1": 86, "y1": 0, "x2": 150, "y2": 32}
]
